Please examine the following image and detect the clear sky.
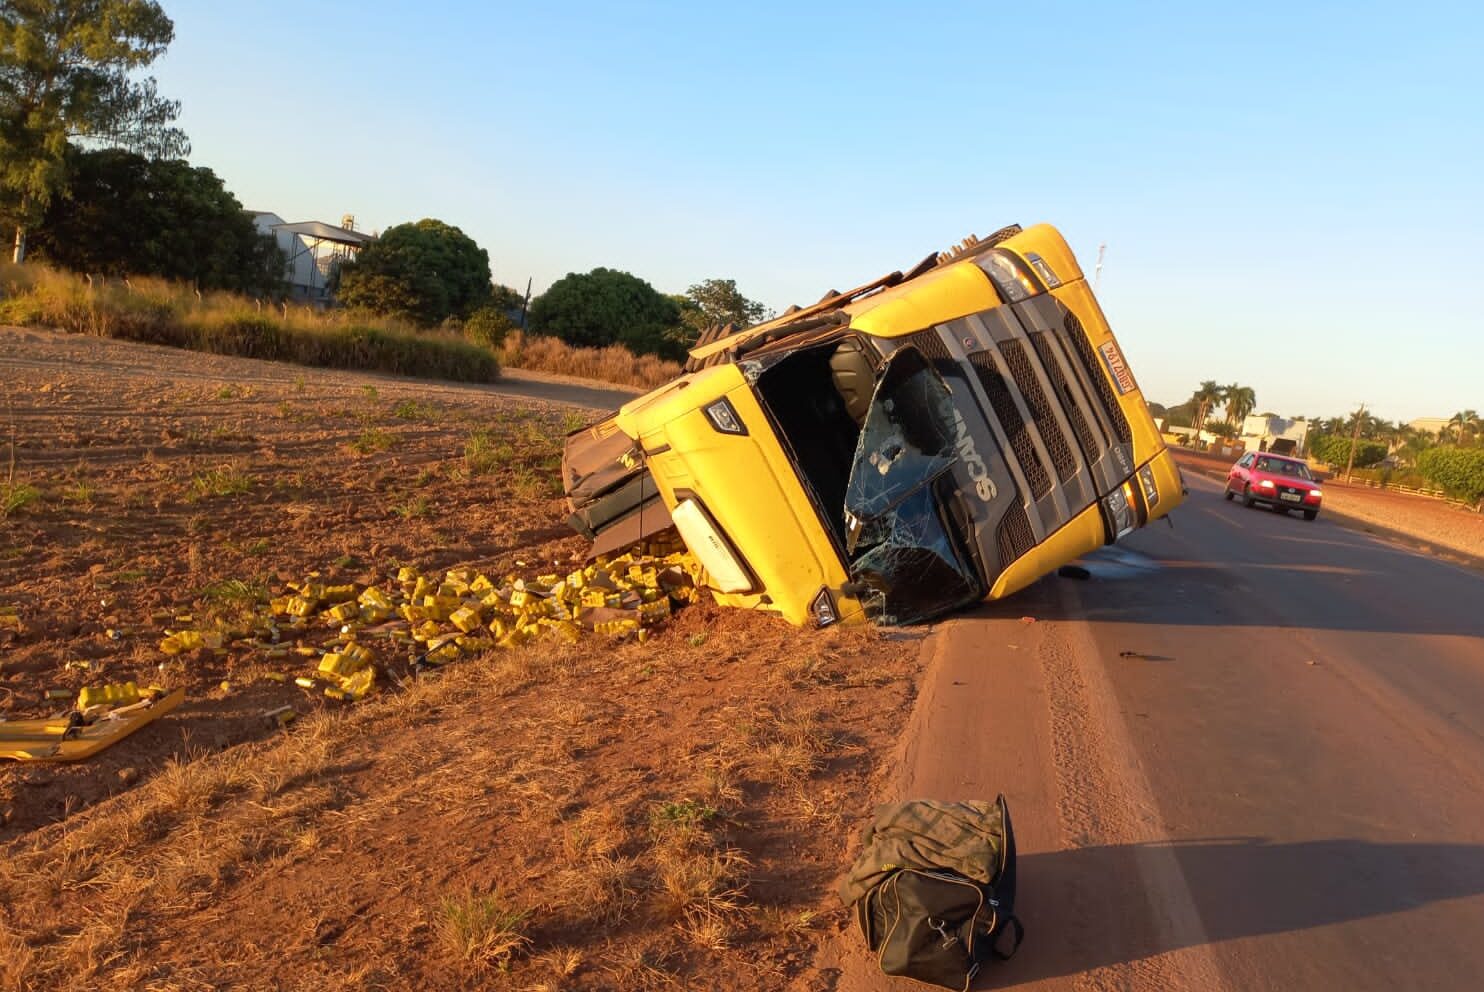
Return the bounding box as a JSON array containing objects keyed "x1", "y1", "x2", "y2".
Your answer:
[{"x1": 153, "y1": 1, "x2": 1482, "y2": 422}]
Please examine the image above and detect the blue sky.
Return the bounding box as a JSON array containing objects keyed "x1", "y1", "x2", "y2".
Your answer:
[{"x1": 155, "y1": 1, "x2": 1482, "y2": 421}]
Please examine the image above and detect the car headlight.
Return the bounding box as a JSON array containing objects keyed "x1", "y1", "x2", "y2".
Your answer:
[
  {"x1": 1310, "y1": 488, "x2": 1323, "y2": 497},
  {"x1": 1258, "y1": 479, "x2": 1275, "y2": 488}
]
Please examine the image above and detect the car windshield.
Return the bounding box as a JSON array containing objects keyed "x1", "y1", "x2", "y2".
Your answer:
[
  {"x1": 842, "y1": 347, "x2": 980, "y2": 625},
  {"x1": 1256, "y1": 457, "x2": 1312, "y2": 480}
]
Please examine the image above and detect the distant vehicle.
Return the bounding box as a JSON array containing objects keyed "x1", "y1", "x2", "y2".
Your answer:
[
  {"x1": 563, "y1": 223, "x2": 1184, "y2": 627},
  {"x1": 1225, "y1": 452, "x2": 1323, "y2": 520}
]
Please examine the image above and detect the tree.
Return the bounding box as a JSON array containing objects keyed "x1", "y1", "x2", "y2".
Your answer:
[
  {"x1": 1190, "y1": 380, "x2": 1224, "y2": 441},
  {"x1": 1447, "y1": 409, "x2": 1481, "y2": 446},
  {"x1": 337, "y1": 218, "x2": 491, "y2": 326},
  {"x1": 29, "y1": 145, "x2": 283, "y2": 293},
  {"x1": 684, "y1": 278, "x2": 769, "y2": 331},
  {"x1": 0, "y1": 0, "x2": 187, "y2": 262},
  {"x1": 1311, "y1": 434, "x2": 1386, "y2": 470},
  {"x1": 664, "y1": 278, "x2": 771, "y2": 352},
  {"x1": 528, "y1": 267, "x2": 684, "y2": 358},
  {"x1": 1222, "y1": 383, "x2": 1256, "y2": 427}
]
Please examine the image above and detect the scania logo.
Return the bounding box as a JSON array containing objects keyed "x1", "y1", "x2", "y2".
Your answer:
[{"x1": 951, "y1": 409, "x2": 998, "y2": 502}]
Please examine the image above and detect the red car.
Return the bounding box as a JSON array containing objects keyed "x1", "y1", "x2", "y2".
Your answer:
[{"x1": 1224, "y1": 452, "x2": 1324, "y2": 520}]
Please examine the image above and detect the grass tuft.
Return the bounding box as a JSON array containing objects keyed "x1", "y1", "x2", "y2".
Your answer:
[
  {"x1": 465, "y1": 429, "x2": 514, "y2": 476},
  {"x1": 189, "y1": 464, "x2": 252, "y2": 499},
  {"x1": 436, "y1": 890, "x2": 531, "y2": 965},
  {"x1": 350, "y1": 427, "x2": 396, "y2": 455},
  {"x1": 1, "y1": 479, "x2": 40, "y2": 517}
]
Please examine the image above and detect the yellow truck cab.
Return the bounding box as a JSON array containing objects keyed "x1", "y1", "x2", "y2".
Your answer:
[{"x1": 562, "y1": 223, "x2": 1184, "y2": 626}]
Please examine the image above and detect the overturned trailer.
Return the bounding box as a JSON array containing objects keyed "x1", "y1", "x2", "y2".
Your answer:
[{"x1": 563, "y1": 223, "x2": 1184, "y2": 626}]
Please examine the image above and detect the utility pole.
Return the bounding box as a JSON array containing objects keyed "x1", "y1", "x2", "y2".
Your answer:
[
  {"x1": 1344, "y1": 402, "x2": 1366, "y2": 482},
  {"x1": 1094, "y1": 243, "x2": 1106, "y2": 290},
  {"x1": 520, "y1": 277, "x2": 532, "y2": 329}
]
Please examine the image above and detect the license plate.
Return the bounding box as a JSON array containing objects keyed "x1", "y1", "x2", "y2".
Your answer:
[{"x1": 1280, "y1": 492, "x2": 1301, "y2": 502}]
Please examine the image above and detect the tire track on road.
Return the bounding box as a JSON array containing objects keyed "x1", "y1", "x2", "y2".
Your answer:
[{"x1": 1040, "y1": 580, "x2": 1231, "y2": 992}]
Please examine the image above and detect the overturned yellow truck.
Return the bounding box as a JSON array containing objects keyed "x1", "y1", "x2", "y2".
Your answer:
[{"x1": 563, "y1": 223, "x2": 1184, "y2": 626}]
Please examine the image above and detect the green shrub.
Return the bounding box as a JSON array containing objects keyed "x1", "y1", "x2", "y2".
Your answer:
[
  {"x1": 1310, "y1": 434, "x2": 1386, "y2": 469},
  {"x1": 1417, "y1": 447, "x2": 1484, "y2": 505},
  {"x1": 463, "y1": 306, "x2": 517, "y2": 349}
]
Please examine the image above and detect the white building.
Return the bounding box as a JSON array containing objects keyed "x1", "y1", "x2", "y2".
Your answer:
[
  {"x1": 1240, "y1": 414, "x2": 1310, "y2": 456},
  {"x1": 1408, "y1": 417, "x2": 1451, "y2": 437},
  {"x1": 250, "y1": 211, "x2": 375, "y2": 304}
]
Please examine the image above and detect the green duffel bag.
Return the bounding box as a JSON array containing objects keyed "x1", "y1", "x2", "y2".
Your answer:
[{"x1": 843, "y1": 795, "x2": 1022, "y2": 990}]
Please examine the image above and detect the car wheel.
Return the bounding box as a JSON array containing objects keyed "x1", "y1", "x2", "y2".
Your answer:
[
  {"x1": 1242, "y1": 484, "x2": 1256, "y2": 508},
  {"x1": 1224, "y1": 486, "x2": 1235, "y2": 501},
  {"x1": 1304, "y1": 510, "x2": 1318, "y2": 521}
]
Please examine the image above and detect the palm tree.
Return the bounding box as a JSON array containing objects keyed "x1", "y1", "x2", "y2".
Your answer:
[
  {"x1": 1190, "y1": 380, "x2": 1224, "y2": 445},
  {"x1": 1223, "y1": 384, "x2": 1257, "y2": 428},
  {"x1": 1448, "y1": 409, "x2": 1481, "y2": 445}
]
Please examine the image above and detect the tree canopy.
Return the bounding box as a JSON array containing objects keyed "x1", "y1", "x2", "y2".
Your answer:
[
  {"x1": 336, "y1": 218, "x2": 492, "y2": 326},
  {"x1": 29, "y1": 145, "x2": 282, "y2": 294},
  {"x1": 528, "y1": 267, "x2": 684, "y2": 358},
  {"x1": 0, "y1": 0, "x2": 187, "y2": 261}
]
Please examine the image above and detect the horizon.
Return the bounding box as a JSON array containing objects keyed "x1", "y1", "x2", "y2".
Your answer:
[{"x1": 150, "y1": 1, "x2": 1483, "y2": 423}]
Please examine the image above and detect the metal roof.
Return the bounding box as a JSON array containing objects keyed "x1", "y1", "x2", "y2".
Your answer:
[{"x1": 272, "y1": 220, "x2": 375, "y2": 247}]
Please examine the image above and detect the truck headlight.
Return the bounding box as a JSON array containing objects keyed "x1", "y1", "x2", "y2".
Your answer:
[
  {"x1": 1103, "y1": 486, "x2": 1137, "y2": 540},
  {"x1": 811, "y1": 588, "x2": 838, "y2": 627},
  {"x1": 1138, "y1": 464, "x2": 1159, "y2": 508},
  {"x1": 1024, "y1": 251, "x2": 1062, "y2": 288},
  {"x1": 976, "y1": 251, "x2": 1039, "y2": 303}
]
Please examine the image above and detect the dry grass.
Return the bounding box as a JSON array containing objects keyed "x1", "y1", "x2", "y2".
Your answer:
[
  {"x1": 435, "y1": 889, "x2": 531, "y2": 966},
  {"x1": 497, "y1": 330, "x2": 680, "y2": 391},
  {"x1": 0, "y1": 596, "x2": 917, "y2": 988},
  {"x1": 0, "y1": 263, "x2": 691, "y2": 391},
  {"x1": 0, "y1": 262, "x2": 500, "y2": 383}
]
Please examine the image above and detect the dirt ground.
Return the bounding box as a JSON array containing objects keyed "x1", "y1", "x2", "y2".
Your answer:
[
  {"x1": 0, "y1": 327, "x2": 924, "y2": 990},
  {"x1": 1170, "y1": 448, "x2": 1484, "y2": 564}
]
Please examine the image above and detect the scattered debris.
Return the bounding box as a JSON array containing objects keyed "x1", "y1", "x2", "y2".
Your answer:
[
  {"x1": 1019, "y1": 616, "x2": 1037, "y2": 624},
  {"x1": 1117, "y1": 651, "x2": 1173, "y2": 662},
  {"x1": 264, "y1": 705, "x2": 296, "y2": 728},
  {"x1": 0, "y1": 685, "x2": 184, "y2": 762}
]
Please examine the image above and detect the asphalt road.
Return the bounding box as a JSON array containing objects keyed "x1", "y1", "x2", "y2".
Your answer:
[{"x1": 826, "y1": 471, "x2": 1484, "y2": 991}]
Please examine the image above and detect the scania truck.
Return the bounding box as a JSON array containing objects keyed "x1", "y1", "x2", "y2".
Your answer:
[{"x1": 563, "y1": 223, "x2": 1184, "y2": 626}]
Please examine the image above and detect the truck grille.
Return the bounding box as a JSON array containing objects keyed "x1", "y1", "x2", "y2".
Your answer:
[
  {"x1": 1065, "y1": 312, "x2": 1132, "y2": 444},
  {"x1": 968, "y1": 352, "x2": 1051, "y2": 498},
  {"x1": 1029, "y1": 331, "x2": 1101, "y2": 469},
  {"x1": 995, "y1": 504, "x2": 1036, "y2": 569},
  {"x1": 1000, "y1": 338, "x2": 1077, "y2": 484},
  {"x1": 908, "y1": 328, "x2": 957, "y2": 377}
]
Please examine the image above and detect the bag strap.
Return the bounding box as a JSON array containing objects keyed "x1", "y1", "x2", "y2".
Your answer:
[{"x1": 990, "y1": 915, "x2": 1024, "y2": 960}]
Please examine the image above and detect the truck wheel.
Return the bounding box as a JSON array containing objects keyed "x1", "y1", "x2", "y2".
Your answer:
[
  {"x1": 1242, "y1": 485, "x2": 1256, "y2": 508},
  {"x1": 1304, "y1": 510, "x2": 1318, "y2": 521}
]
